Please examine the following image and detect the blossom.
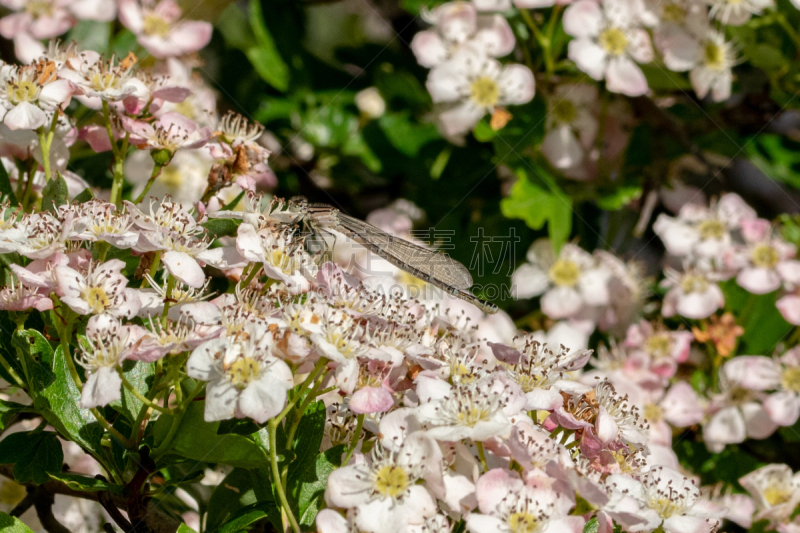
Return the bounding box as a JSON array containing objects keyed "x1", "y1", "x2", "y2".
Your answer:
[
  {"x1": 355, "y1": 87, "x2": 386, "y2": 119},
  {"x1": 186, "y1": 322, "x2": 294, "y2": 423},
  {"x1": 728, "y1": 350, "x2": 800, "y2": 427},
  {"x1": 726, "y1": 218, "x2": 800, "y2": 295},
  {"x1": 624, "y1": 320, "x2": 693, "y2": 379},
  {"x1": 739, "y1": 464, "x2": 800, "y2": 525},
  {"x1": 465, "y1": 469, "x2": 583, "y2": 533},
  {"x1": 661, "y1": 267, "x2": 725, "y2": 320},
  {"x1": 55, "y1": 259, "x2": 141, "y2": 318},
  {"x1": 0, "y1": 60, "x2": 73, "y2": 130},
  {"x1": 0, "y1": 0, "x2": 74, "y2": 62},
  {"x1": 60, "y1": 51, "x2": 148, "y2": 108},
  {"x1": 542, "y1": 83, "x2": 598, "y2": 171},
  {"x1": 706, "y1": 0, "x2": 773, "y2": 25},
  {"x1": 691, "y1": 313, "x2": 743, "y2": 357},
  {"x1": 324, "y1": 422, "x2": 441, "y2": 533},
  {"x1": 563, "y1": 0, "x2": 654, "y2": 97},
  {"x1": 76, "y1": 315, "x2": 145, "y2": 408},
  {"x1": 118, "y1": 0, "x2": 212, "y2": 58},
  {"x1": 121, "y1": 112, "x2": 213, "y2": 153},
  {"x1": 410, "y1": 2, "x2": 515, "y2": 68},
  {"x1": 426, "y1": 43, "x2": 534, "y2": 136},
  {"x1": 511, "y1": 239, "x2": 611, "y2": 319}
]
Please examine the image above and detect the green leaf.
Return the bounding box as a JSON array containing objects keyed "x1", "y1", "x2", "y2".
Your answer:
[
  {"x1": 177, "y1": 525, "x2": 198, "y2": 533},
  {"x1": 0, "y1": 399, "x2": 29, "y2": 430},
  {"x1": 500, "y1": 167, "x2": 572, "y2": 252},
  {"x1": 639, "y1": 65, "x2": 692, "y2": 90},
  {"x1": 32, "y1": 346, "x2": 104, "y2": 456},
  {"x1": 0, "y1": 431, "x2": 63, "y2": 484},
  {"x1": 296, "y1": 445, "x2": 346, "y2": 527},
  {"x1": 247, "y1": 0, "x2": 289, "y2": 91},
  {"x1": 67, "y1": 20, "x2": 111, "y2": 52},
  {"x1": 211, "y1": 502, "x2": 278, "y2": 533},
  {"x1": 288, "y1": 401, "x2": 326, "y2": 481},
  {"x1": 492, "y1": 98, "x2": 546, "y2": 165},
  {"x1": 48, "y1": 472, "x2": 123, "y2": 494},
  {"x1": 473, "y1": 120, "x2": 497, "y2": 142},
  {"x1": 378, "y1": 113, "x2": 440, "y2": 157},
  {"x1": 583, "y1": 517, "x2": 599, "y2": 533},
  {"x1": 744, "y1": 43, "x2": 786, "y2": 72},
  {"x1": 217, "y1": 418, "x2": 261, "y2": 436},
  {"x1": 206, "y1": 468, "x2": 259, "y2": 532},
  {"x1": 13, "y1": 329, "x2": 56, "y2": 391},
  {"x1": 202, "y1": 218, "x2": 241, "y2": 240},
  {"x1": 596, "y1": 184, "x2": 643, "y2": 211},
  {"x1": 111, "y1": 360, "x2": 154, "y2": 422},
  {"x1": 0, "y1": 160, "x2": 17, "y2": 205},
  {"x1": 0, "y1": 512, "x2": 36, "y2": 532},
  {"x1": 153, "y1": 401, "x2": 269, "y2": 468},
  {"x1": 41, "y1": 174, "x2": 69, "y2": 212},
  {"x1": 73, "y1": 187, "x2": 94, "y2": 204}
]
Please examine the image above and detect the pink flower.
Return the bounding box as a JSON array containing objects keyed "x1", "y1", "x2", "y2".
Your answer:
[
  {"x1": 624, "y1": 320, "x2": 693, "y2": 379},
  {"x1": 0, "y1": 61, "x2": 73, "y2": 130},
  {"x1": 119, "y1": 0, "x2": 212, "y2": 58},
  {"x1": 60, "y1": 51, "x2": 149, "y2": 107},
  {"x1": 121, "y1": 112, "x2": 212, "y2": 153},
  {"x1": 726, "y1": 218, "x2": 800, "y2": 295},
  {"x1": 0, "y1": 0, "x2": 75, "y2": 62},
  {"x1": 661, "y1": 267, "x2": 725, "y2": 320}
]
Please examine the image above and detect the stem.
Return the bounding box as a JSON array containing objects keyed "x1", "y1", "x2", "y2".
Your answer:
[
  {"x1": 269, "y1": 419, "x2": 301, "y2": 533},
  {"x1": 151, "y1": 381, "x2": 204, "y2": 459},
  {"x1": 118, "y1": 368, "x2": 172, "y2": 413},
  {"x1": 90, "y1": 408, "x2": 134, "y2": 448},
  {"x1": 161, "y1": 275, "x2": 176, "y2": 326},
  {"x1": 242, "y1": 263, "x2": 261, "y2": 288},
  {"x1": 0, "y1": 354, "x2": 24, "y2": 387},
  {"x1": 133, "y1": 162, "x2": 165, "y2": 205},
  {"x1": 476, "y1": 442, "x2": 488, "y2": 472},
  {"x1": 775, "y1": 11, "x2": 800, "y2": 54},
  {"x1": 284, "y1": 360, "x2": 329, "y2": 446},
  {"x1": 142, "y1": 250, "x2": 163, "y2": 289},
  {"x1": 342, "y1": 414, "x2": 365, "y2": 467},
  {"x1": 36, "y1": 114, "x2": 59, "y2": 182}
]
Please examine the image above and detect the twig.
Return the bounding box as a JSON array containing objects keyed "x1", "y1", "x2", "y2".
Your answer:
[{"x1": 31, "y1": 487, "x2": 71, "y2": 533}]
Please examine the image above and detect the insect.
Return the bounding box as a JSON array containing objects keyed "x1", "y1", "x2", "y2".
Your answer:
[{"x1": 286, "y1": 196, "x2": 498, "y2": 314}]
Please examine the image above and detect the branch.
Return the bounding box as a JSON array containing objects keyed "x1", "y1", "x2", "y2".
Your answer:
[
  {"x1": 30, "y1": 487, "x2": 71, "y2": 533},
  {"x1": 0, "y1": 465, "x2": 180, "y2": 533}
]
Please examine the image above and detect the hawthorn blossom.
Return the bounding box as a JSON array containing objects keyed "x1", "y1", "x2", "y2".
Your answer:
[
  {"x1": 511, "y1": 239, "x2": 611, "y2": 319},
  {"x1": 410, "y1": 2, "x2": 515, "y2": 68},
  {"x1": 465, "y1": 469, "x2": 582, "y2": 533},
  {"x1": 706, "y1": 0, "x2": 773, "y2": 25},
  {"x1": 725, "y1": 351, "x2": 800, "y2": 427},
  {"x1": 726, "y1": 218, "x2": 800, "y2": 294},
  {"x1": 563, "y1": 0, "x2": 654, "y2": 97},
  {"x1": 0, "y1": 277, "x2": 53, "y2": 311},
  {"x1": 542, "y1": 84, "x2": 598, "y2": 170},
  {"x1": 0, "y1": 0, "x2": 74, "y2": 62},
  {"x1": 186, "y1": 322, "x2": 294, "y2": 423},
  {"x1": 739, "y1": 464, "x2": 800, "y2": 525},
  {"x1": 0, "y1": 60, "x2": 74, "y2": 131},
  {"x1": 426, "y1": 43, "x2": 534, "y2": 136},
  {"x1": 121, "y1": 112, "x2": 213, "y2": 153},
  {"x1": 77, "y1": 315, "x2": 145, "y2": 408},
  {"x1": 624, "y1": 320, "x2": 693, "y2": 379},
  {"x1": 60, "y1": 51, "x2": 148, "y2": 108},
  {"x1": 235, "y1": 223, "x2": 311, "y2": 292},
  {"x1": 55, "y1": 259, "x2": 141, "y2": 318},
  {"x1": 661, "y1": 267, "x2": 725, "y2": 320},
  {"x1": 119, "y1": 0, "x2": 213, "y2": 59},
  {"x1": 324, "y1": 425, "x2": 441, "y2": 533}
]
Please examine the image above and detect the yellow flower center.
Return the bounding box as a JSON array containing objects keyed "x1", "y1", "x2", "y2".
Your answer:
[
  {"x1": 26, "y1": 0, "x2": 53, "y2": 17},
  {"x1": 83, "y1": 286, "x2": 111, "y2": 313},
  {"x1": 552, "y1": 99, "x2": 577, "y2": 124},
  {"x1": 456, "y1": 404, "x2": 491, "y2": 427},
  {"x1": 644, "y1": 403, "x2": 663, "y2": 423},
  {"x1": 763, "y1": 486, "x2": 793, "y2": 506},
  {"x1": 143, "y1": 13, "x2": 172, "y2": 37},
  {"x1": 8, "y1": 80, "x2": 40, "y2": 104},
  {"x1": 599, "y1": 28, "x2": 628, "y2": 56},
  {"x1": 90, "y1": 72, "x2": 121, "y2": 91},
  {"x1": 751, "y1": 244, "x2": 780, "y2": 268},
  {"x1": 662, "y1": 2, "x2": 687, "y2": 22},
  {"x1": 373, "y1": 465, "x2": 409, "y2": 498},
  {"x1": 781, "y1": 366, "x2": 800, "y2": 393},
  {"x1": 227, "y1": 357, "x2": 261, "y2": 388},
  {"x1": 451, "y1": 362, "x2": 478, "y2": 384},
  {"x1": 651, "y1": 496, "x2": 682, "y2": 519},
  {"x1": 470, "y1": 76, "x2": 500, "y2": 107},
  {"x1": 644, "y1": 333, "x2": 672, "y2": 359},
  {"x1": 697, "y1": 219, "x2": 726, "y2": 240},
  {"x1": 509, "y1": 512, "x2": 540, "y2": 533},
  {"x1": 681, "y1": 274, "x2": 708, "y2": 293},
  {"x1": 549, "y1": 259, "x2": 581, "y2": 287},
  {"x1": 703, "y1": 42, "x2": 726, "y2": 71}
]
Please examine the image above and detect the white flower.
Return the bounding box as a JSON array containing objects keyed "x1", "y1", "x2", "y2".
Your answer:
[
  {"x1": 606, "y1": 467, "x2": 727, "y2": 533},
  {"x1": 0, "y1": 61, "x2": 73, "y2": 130},
  {"x1": 726, "y1": 351, "x2": 800, "y2": 428},
  {"x1": 706, "y1": 0, "x2": 773, "y2": 25},
  {"x1": 60, "y1": 51, "x2": 148, "y2": 108},
  {"x1": 77, "y1": 315, "x2": 146, "y2": 408},
  {"x1": 186, "y1": 322, "x2": 294, "y2": 423},
  {"x1": 324, "y1": 424, "x2": 441, "y2": 533},
  {"x1": 426, "y1": 43, "x2": 534, "y2": 136},
  {"x1": 541, "y1": 84, "x2": 598, "y2": 170},
  {"x1": 726, "y1": 218, "x2": 799, "y2": 295},
  {"x1": 55, "y1": 259, "x2": 141, "y2": 318},
  {"x1": 70, "y1": 200, "x2": 139, "y2": 249},
  {"x1": 660, "y1": 267, "x2": 725, "y2": 319},
  {"x1": 3, "y1": 211, "x2": 77, "y2": 259},
  {"x1": 308, "y1": 307, "x2": 372, "y2": 393},
  {"x1": 355, "y1": 87, "x2": 386, "y2": 119},
  {"x1": 411, "y1": 2, "x2": 515, "y2": 68},
  {"x1": 563, "y1": 0, "x2": 654, "y2": 96},
  {"x1": 511, "y1": 239, "x2": 611, "y2": 319},
  {"x1": 739, "y1": 464, "x2": 800, "y2": 525},
  {"x1": 689, "y1": 30, "x2": 737, "y2": 102},
  {"x1": 235, "y1": 223, "x2": 311, "y2": 292}
]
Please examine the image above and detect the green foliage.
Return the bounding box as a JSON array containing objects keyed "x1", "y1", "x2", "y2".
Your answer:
[
  {"x1": 48, "y1": 472, "x2": 123, "y2": 493},
  {"x1": 0, "y1": 512, "x2": 35, "y2": 533},
  {"x1": 40, "y1": 174, "x2": 69, "y2": 212},
  {"x1": 583, "y1": 517, "x2": 599, "y2": 533},
  {"x1": 112, "y1": 360, "x2": 154, "y2": 422},
  {"x1": 0, "y1": 430, "x2": 63, "y2": 484},
  {"x1": 0, "y1": 161, "x2": 17, "y2": 205},
  {"x1": 722, "y1": 281, "x2": 792, "y2": 354}
]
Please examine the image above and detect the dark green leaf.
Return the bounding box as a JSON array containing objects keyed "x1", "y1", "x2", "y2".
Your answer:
[
  {"x1": 217, "y1": 418, "x2": 261, "y2": 436},
  {"x1": 247, "y1": 0, "x2": 289, "y2": 91},
  {"x1": 473, "y1": 120, "x2": 497, "y2": 142},
  {"x1": 111, "y1": 360, "x2": 154, "y2": 422},
  {"x1": 296, "y1": 445, "x2": 346, "y2": 527},
  {"x1": 32, "y1": 346, "x2": 104, "y2": 456},
  {"x1": 378, "y1": 113, "x2": 440, "y2": 157},
  {"x1": 639, "y1": 65, "x2": 692, "y2": 90},
  {"x1": 0, "y1": 512, "x2": 35, "y2": 532},
  {"x1": 583, "y1": 517, "x2": 599, "y2": 533},
  {"x1": 0, "y1": 431, "x2": 63, "y2": 484},
  {"x1": 202, "y1": 218, "x2": 241, "y2": 240},
  {"x1": 491, "y1": 97, "x2": 546, "y2": 165},
  {"x1": 153, "y1": 401, "x2": 269, "y2": 468},
  {"x1": 211, "y1": 502, "x2": 277, "y2": 533},
  {"x1": 288, "y1": 401, "x2": 326, "y2": 480},
  {"x1": 0, "y1": 399, "x2": 29, "y2": 429},
  {"x1": 48, "y1": 472, "x2": 123, "y2": 493},
  {"x1": 73, "y1": 187, "x2": 94, "y2": 204},
  {"x1": 13, "y1": 329, "x2": 56, "y2": 391},
  {"x1": 41, "y1": 174, "x2": 69, "y2": 212},
  {"x1": 206, "y1": 468, "x2": 259, "y2": 532},
  {"x1": 0, "y1": 160, "x2": 17, "y2": 205}
]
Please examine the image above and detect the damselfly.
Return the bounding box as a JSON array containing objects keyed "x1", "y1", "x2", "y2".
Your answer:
[{"x1": 286, "y1": 196, "x2": 498, "y2": 314}]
